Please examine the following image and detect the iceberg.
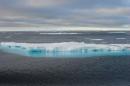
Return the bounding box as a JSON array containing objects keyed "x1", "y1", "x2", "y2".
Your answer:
[{"x1": 0, "y1": 42, "x2": 130, "y2": 58}]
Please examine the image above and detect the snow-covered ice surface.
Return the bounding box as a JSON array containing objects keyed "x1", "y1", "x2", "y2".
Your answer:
[{"x1": 0, "y1": 42, "x2": 130, "y2": 58}]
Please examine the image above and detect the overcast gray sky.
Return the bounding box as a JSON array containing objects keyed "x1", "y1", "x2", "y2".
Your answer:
[{"x1": 0, "y1": 0, "x2": 129, "y2": 27}]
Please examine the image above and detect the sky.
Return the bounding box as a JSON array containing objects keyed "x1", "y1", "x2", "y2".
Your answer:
[{"x1": 0, "y1": 0, "x2": 129, "y2": 27}]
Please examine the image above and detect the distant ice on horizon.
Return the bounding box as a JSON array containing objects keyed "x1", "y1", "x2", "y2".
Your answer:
[{"x1": 0, "y1": 27, "x2": 129, "y2": 32}]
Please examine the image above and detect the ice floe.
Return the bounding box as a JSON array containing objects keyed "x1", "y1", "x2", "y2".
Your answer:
[{"x1": 0, "y1": 42, "x2": 130, "y2": 58}]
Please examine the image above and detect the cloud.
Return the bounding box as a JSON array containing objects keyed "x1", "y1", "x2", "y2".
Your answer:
[
  {"x1": 95, "y1": 8, "x2": 130, "y2": 16},
  {"x1": 70, "y1": 7, "x2": 129, "y2": 18},
  {"x1": 17, "y1": 0, "x2": 72, "y2": 8},
  {"x1": 0, "y1": 0, "x2": 129, "y2": 27}
]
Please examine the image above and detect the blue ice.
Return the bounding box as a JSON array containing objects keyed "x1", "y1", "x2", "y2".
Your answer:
[{"x1": 0, "y1": 42, "x2": 130, "y2": 58}]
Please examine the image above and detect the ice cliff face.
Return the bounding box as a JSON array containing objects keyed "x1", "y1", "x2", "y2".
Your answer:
[{"x1": 0, "y1": 42, "x2": 130, "y2": 58}]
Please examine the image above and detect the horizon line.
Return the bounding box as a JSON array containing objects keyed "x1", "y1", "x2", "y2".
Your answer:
[{"x1": 0, "y1": 26, "x2": 129, "y2": 32}]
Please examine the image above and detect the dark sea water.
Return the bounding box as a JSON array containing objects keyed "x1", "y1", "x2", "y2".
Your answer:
[
  {"x1": 0, "y1": 31, "x2": 130, "y2": 43},
  {"x1": 0, "y1": 31, "x2": 130, "y2": 86}
]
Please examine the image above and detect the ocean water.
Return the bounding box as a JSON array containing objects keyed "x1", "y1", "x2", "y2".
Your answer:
[
  {"x1": 0, "y1": 31, "x2": 130, "y2": 86},
  {"x1": 0, "y1": 31, "x2": 130, "y2": 58},
  {"x1": 0, "y1": 31, "x2": 130, "y2": 43}
]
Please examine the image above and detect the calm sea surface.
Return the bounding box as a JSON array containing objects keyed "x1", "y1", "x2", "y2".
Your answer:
[{"x1": 0, "y1": 31, "x2": 130, "y2": 44}]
